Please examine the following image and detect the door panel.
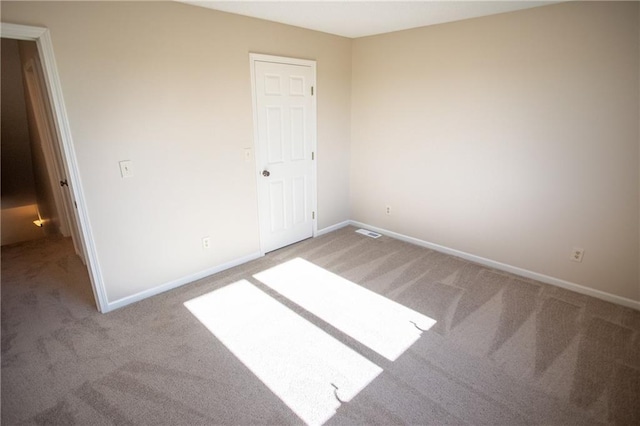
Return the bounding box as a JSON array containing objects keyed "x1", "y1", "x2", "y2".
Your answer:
[
  {"x1": 254, "y1": 59, "x2": 315, "y2": 253},
  {"x1": 269, "y1": 180, "x2": 286, "y2": 233},
  {"x1": 266, "y1": 106, "x2": 284, "y2": 163},
  {"x1": 290, "y1": 107, "x2": 306, "y2": 161},
  {"x1": 292, "y1": 176, "x2": 306, "y2": 225}
]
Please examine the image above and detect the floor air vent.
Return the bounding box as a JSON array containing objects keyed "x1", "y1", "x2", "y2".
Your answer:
[{"x1": 355, "y1": 229, "x2": 382, "y2": 239}]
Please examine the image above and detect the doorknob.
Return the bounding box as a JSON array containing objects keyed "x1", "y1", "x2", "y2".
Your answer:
[{"x1": 262, "y1": 170, "x2": 270, "y2": 177}]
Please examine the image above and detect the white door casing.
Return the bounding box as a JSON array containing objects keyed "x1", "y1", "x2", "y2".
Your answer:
[{"x1": 250, "y1": 54, "x2": 317, "y2": 254}]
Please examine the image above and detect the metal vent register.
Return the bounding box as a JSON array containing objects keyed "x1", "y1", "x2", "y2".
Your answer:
[{"x1": 355, "y1": 229, "x2": 382, "y2": 239}]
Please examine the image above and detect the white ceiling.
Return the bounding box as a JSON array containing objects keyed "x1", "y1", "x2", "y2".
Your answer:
[{"x1": 179, "y1": 1, "x2": 562, "y2": 39}]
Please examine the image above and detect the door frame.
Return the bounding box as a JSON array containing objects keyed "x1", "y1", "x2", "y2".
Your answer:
[
  {"x1": 1, "y1": 23, "x2": 108, "y2": 313},
  {"x1": 249, "y1": 53, "x2": 318, "y2": 255}
]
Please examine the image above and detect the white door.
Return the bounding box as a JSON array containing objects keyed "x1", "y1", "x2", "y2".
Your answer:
[
  {"x1": 252, "y1": 56, "x2": 316, "y2": 253},
  {"x1": 23, "y1": 57, "x2": 87, "y2": 264}
]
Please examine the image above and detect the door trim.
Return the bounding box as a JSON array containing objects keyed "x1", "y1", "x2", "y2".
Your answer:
[
  {"x1": 1, "y1": 23, "x2": 108, "y2": 313},
  {"x1": 249, "y1": 53, "x2": 318, "y2": 255}
]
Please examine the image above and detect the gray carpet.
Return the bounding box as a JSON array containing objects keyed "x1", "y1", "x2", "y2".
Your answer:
[{"x1": 2, "y1": 226, "x2": 639, "y2": 425}]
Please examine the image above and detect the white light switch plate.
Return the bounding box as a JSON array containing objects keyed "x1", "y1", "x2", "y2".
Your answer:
[
  {"x1": 243, "y1": 148, "x2": 252, "y2": 162},
  {"x1": 119, "y1": 160, "x2": 133, "y2": 178}
]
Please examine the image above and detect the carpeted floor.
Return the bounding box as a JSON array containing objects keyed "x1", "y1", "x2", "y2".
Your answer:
[{"x1": 2, "y1": 226, "x2": 639, "y2": 425}]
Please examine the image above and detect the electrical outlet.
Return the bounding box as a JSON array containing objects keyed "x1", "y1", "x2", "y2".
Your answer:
[
  {"x1": 570, "y1": 247, "x2": 584, "y2": 263},
  {"x1": 202, "y1": 237, "x2": 211, "y2": 249},
  {"x1": 385, "y1": 205, "x2": 391, "y2": 215}
]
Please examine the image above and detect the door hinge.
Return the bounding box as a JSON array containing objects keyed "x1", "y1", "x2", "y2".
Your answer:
[
  {"x1": 311, "y1": 86, "x2": 314, "y2": 96},
  {"x1": 312, "y1": 211, "x2": 315, "y2": 219},
  {"x1": 60, "y1": 179, "x2": 68, "y2": 187},
  {"x1": 312, "y1": 152, "x2": 315, "y2": 160}
]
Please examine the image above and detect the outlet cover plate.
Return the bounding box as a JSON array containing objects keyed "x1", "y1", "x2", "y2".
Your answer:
[{"x1": 570, "y1": 247, "x2": 584, "y2": 263}]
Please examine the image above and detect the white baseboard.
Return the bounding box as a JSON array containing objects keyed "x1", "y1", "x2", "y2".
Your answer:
[
  {"x1": 349, "y1": 220, "x2": 640, "y2": 311},
  {"x1": 316, "y1": 220, "x2": 351, "y2": 236},
  {"x1": 104, "y1": 221, "x2": 639, "y2": 313},
  {"x1": 105, "y1": 251, "x2": 263, "y2": 312},
  {"x1": 105, "y1": 220, "x2": 350, "y2": 311}
]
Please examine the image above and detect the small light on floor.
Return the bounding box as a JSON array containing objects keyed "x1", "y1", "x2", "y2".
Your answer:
[{"x1": 33, "y1": 220, "x2": 44, "y2": 227}]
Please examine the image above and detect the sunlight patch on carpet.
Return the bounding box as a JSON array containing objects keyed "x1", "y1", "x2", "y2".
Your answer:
[
  {"x1": 184, "y1": 280, "x2": 382, "y2": 425},
  {"x1": 254, "y1": 258, "x2": 436, "y2": 361}
]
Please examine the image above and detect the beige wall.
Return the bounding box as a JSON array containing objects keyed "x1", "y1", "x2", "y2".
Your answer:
[
  {"x1": 351, "y1": 1, "x2": 640, "y2": 301},
  {"x1": 1, "y1": 1, "x2": 352, "y2": 303}
]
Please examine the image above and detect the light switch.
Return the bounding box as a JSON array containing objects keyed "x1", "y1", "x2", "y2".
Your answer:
[
  {"x1": 243, "y1": 148, "x2": 252, "y2": 163},
  {"x1": 119, "y1": 160, "x2": 133, "y2": 178}
]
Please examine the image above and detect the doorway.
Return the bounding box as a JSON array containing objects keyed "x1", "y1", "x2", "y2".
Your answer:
[
  {"x1": 0, "y1": 39, "x2": 50, "y2": 246},
  {"x1": 22, "y1": 54, "x2": 86, "y2": 264},
  {"x1": 1, "y1": 23, "x2": 106, "y2": 312},
  {"x1": 250, "y1": 54, "x2": 318, "y2": 254},
  {"x1": 1, "y1": 39, "x2": 79, "y2": 251}
]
